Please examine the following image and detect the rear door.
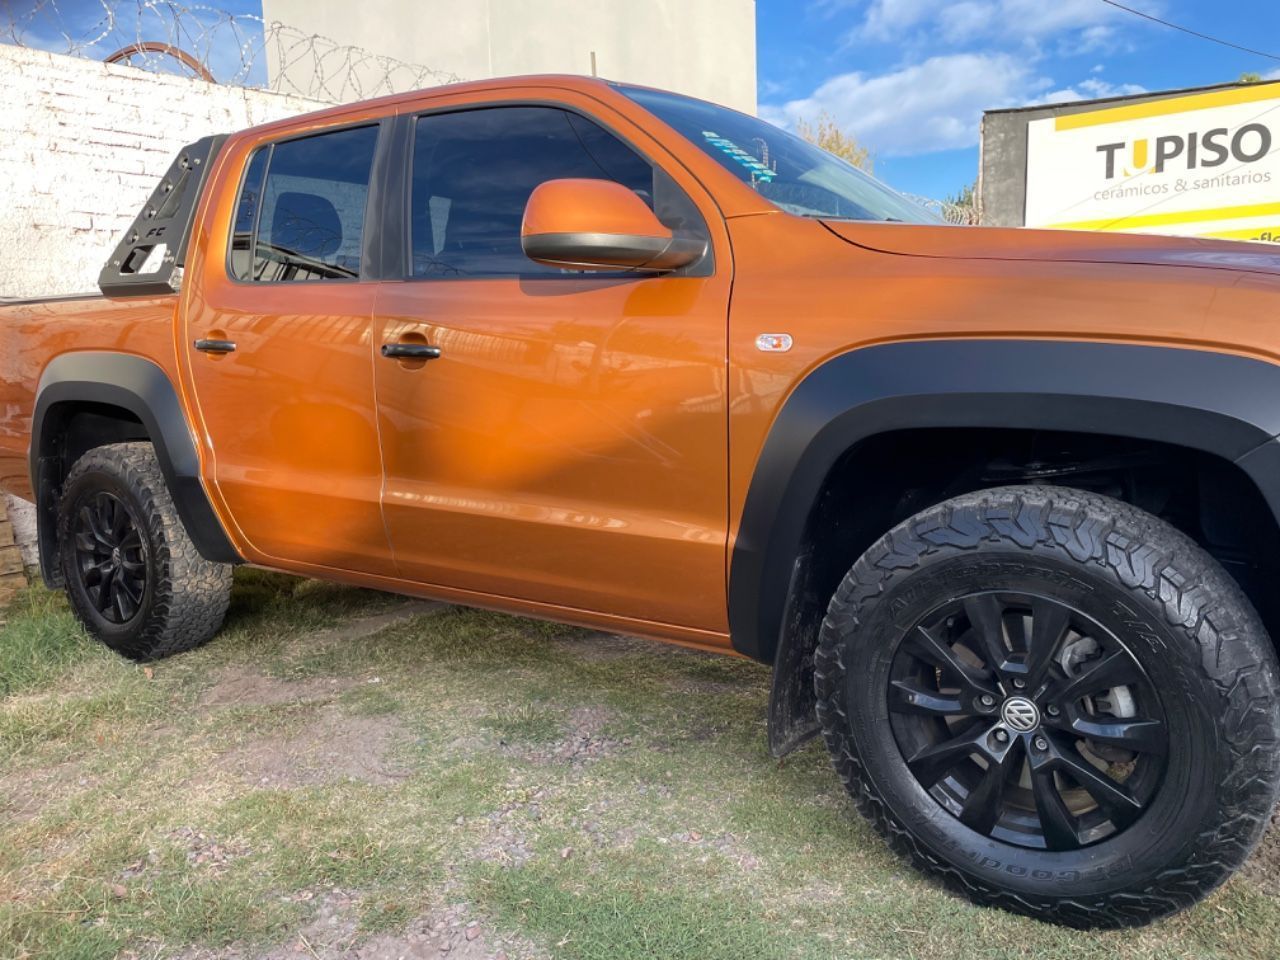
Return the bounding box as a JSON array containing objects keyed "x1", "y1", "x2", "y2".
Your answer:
[
  {"x1": 183, "y1": 120, "x2": 397, "y2": 575},
  {"x1": 371, "y1": 94, "x2": 733, "y2": 631}
]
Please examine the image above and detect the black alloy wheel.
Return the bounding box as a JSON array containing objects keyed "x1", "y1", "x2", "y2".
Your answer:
[
  {"x1": 888, "y1": 592, "x2": 1167, "y2": 851},
  {"x1": 58, "y1": 443, "x2": 233, "y2": 660},
  {"x1": 72, "y1": 490, "x2": 149, "y2": 624},
  {"x1": 814, "y1": 485, "x2": 1280, "y2": 928}
]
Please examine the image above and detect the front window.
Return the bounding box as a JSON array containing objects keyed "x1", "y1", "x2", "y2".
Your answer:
[
  {"x1": 618, "y1": 85, "x2": 938, "y2": 225},
  {"x1": 408, "y1": 105, "x2": 708, "y2": 279}
]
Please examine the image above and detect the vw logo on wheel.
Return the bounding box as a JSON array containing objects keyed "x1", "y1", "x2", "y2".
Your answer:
[{"x1": 1001, "y1": 696, "x2": 1040, "y2": 733}]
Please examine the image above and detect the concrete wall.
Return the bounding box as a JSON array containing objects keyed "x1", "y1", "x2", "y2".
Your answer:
[
  {"x1": 979, "y1": 82, "x2": 1258, "y2": 228},
  {"x1": 0, "y1": 44, "x2": 333, "y2": 300},
  {"x1": 263, "y1": 0, "x2": 758, "y2": 114}
]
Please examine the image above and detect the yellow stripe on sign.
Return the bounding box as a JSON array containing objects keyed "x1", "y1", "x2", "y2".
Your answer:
[
  {"x1": 1047, "y1": 201, "x2": 1280, "y2": 232},
  {"x1": 1054, "y1": 82, "x2": 1280, "y2": 131}
]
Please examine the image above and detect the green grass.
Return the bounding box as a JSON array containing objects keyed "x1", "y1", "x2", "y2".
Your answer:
[
  {"x1": 0, "y1": 587, "x2": 110, "y2": 698},
  {"x1": 475, "y1": 863, "x2": 792, "y2": 960},
  {"x1": 2, "y1": 573, "x2": 1279, "y2": 960},
  {"x1": 480, "y1": 701, "x2": 568, "y2": 744}
]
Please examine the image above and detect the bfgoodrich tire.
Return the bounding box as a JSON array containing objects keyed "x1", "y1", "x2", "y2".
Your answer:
[
  {"x1": 57, "y1": 442, "x2": 233, "y2": 661},
  {"x1": 814, "y1": 485, "x2": 1280, "y2": 928}
]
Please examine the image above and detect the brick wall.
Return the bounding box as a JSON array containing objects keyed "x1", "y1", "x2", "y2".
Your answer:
[
  {"x1": 0, "y1": 43, "x2": 334, "y2": 300},
  {"x1": 0, "y1": 45, "x2": 338, "y2": 583}
]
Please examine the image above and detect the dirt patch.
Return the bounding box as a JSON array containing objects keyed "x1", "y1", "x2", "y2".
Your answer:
[
  {"x1": 348, "y1": 901, "x2": 548, "y2": 960},
  {"x1": 307, "y1": 601, "x2": 449, "y2": 644},
  {"x1": 200, "y1": 666, "x2": 355, "y2": 710},
  {"x1": 165, "y1": 892, "x2": 546, "y2": 960},
  {"x1": 214, "y1": 706, "x2": 410, "y2": 788},
  {"x1": 0, "y1": 759, "x2": 95, "y2": 825},
  {"x1": 668, "y1": 829, "x2": 761, "y2": 871},
  {"x1": 200, "y1": 602, "x2": 447, "y2": 711},
  {"x1": 551, "y1": 631, "x2": 657, "y2": 661},
  {"x1": 462, "y1": 787, "x2": 561, "y2": 868},
  {"x1": 506, "y1": 706, "x2": 621, "y2": 766},
  {"x1": 169, "y1": 826, "x2": 253, "y2": 873},
  {"x1": 1242, "y1": 806, "x2": 1280, "y2": 896}
]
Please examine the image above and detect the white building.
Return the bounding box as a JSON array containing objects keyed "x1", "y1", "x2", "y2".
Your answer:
[{"x1": 262, "y1": 0, "x2": 758, "y2": 113}]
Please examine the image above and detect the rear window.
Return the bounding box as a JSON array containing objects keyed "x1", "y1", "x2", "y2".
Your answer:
[{"x1": 229, "y1": 124, "x2": 380, "y2": 282}]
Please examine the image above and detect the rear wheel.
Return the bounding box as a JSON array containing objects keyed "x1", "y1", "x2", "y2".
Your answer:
[
  {"x1": 58, "y1": 442, "x2": 232, "y2": 660},
  {"x1": 815, "y1": 485, "x2": 1280, "y2": 928}
]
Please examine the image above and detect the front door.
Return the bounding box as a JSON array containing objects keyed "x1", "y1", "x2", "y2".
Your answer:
[
  {"x1": 184, "y1": 121, "x2": 396, "y2": 576},
  {"x1": 373, "y1": 101, "x2": 732, "y2": 631}
]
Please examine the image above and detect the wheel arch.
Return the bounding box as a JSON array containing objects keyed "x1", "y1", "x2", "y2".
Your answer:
[
  {"x1": 731, "y1": 339, "x2": 1280, "y2": 755},
  {"x1": 31, "y1": 351, "x2": 241, "y2": 585}
]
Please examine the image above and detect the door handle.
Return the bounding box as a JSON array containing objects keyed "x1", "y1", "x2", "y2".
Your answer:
[
  {"x1": 381, "y1": 343, "x2": 442, "y2": 361},
  {"x1": 194, "y1": 338, "x2": 237, "y2": 354}
]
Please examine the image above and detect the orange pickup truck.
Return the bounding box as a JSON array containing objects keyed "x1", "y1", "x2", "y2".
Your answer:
[{"x1": 3, "y1": 76, "x2": 1280, "y2": 928}]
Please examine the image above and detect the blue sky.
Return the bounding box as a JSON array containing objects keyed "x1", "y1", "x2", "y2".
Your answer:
[{"x1": 758, "y1": 1, "x2": 1280, "y2": 200}]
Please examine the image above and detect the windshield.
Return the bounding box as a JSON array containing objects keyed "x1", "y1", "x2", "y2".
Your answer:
[{"x1": 618, "y1": 85, "x2": 939, "y2": 225}]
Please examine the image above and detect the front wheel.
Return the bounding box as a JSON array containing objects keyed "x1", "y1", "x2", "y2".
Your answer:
[
  {"x1": 815, "y1": 485, "x2": 1280, "y2": 928},
  {"x1": 57, "y1": 442, "x2": 233, "y2": 661}
]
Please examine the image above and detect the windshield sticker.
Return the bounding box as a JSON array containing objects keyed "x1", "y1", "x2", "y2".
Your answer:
[{"x1": 702, "y1": 130, "x2": 776, "y2": 183}]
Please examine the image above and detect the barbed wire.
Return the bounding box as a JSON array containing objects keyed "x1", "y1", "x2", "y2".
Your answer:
[
  {"x1": 2, "y1": 0, "x2": 464, "y2": 102},
  {"x1": 908, "y1": 195, "x2": 981, "y2": 226}
]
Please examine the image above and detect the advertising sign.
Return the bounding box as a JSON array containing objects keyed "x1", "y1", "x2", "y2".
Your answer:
[{"x1": 1025, "y1": 83, "x2": 1280, "y2": 244}]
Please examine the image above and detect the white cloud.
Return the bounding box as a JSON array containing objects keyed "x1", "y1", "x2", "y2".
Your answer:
[
  {"x1": 808, "y1": 0, "x2": 861, "y2": 16},
  {"x1": 855, "y1": 0, "x2": 1134, "y2": 46},
  {"x1": 1057, "y1": 24, "x2": 1121, "y2": 56},
  {"x1": 763, "y1": 53, "x2": 1048, "y2": 156},
  {"x1": 779, "y1": 0, "x2": 1157, "y2": 159},
  {"x1": 937, "y1": 2, "x2": 994, "y2": 44},
  {"x1": 858, "y1": 0, "x2": 940, "y2": 40},
  {"x1": 1040, "y1": 78, "x2": 1148, "y2": 104}
]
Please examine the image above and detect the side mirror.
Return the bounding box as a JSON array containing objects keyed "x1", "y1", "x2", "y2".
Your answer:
[{"x1": 521, "y1": 179, "x2": 706, "y2": 273}]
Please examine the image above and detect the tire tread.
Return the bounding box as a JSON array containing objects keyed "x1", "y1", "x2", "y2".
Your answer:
[
  {"x1": 814, "y1": 484, "x2": 1280, "y2": 928},
  {"x1": 59, "y1": 442, "x2": 231, "y2": 660}
]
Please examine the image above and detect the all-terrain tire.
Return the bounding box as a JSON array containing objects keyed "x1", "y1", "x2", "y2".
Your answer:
[
  {"x1": 57, "y1": 442, "x2": 233, "y2": 660},
  {"x1": 814, "y1": 485, "x2": 1280, "y2": 928}
]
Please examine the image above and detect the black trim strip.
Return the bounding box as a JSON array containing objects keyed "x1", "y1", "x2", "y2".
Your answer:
[
  {"x1": 370, "y1": 113, "x2": 413, "y2": 282},
  {"x1": 522, "y1": 231, "x2": 706, "y2": 272},
  {"x1": 729, "y1": 339, "x2": 1280, "y2": 664}
]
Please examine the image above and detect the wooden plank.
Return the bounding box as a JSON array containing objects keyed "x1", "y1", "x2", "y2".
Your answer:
[
  {"x1": 0, "y1": 580, "x2": 21, "y2": 610},
  {"x1": 0, "y1": 520, "x2": 13, "y2": 548},
  {"x1": 0, "y1": 544, "x2": 23, "y2": 577}
]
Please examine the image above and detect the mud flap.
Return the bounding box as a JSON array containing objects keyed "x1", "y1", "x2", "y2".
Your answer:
[{"x1": 766, "y1": 552, "x2": 822, "y2": 758}]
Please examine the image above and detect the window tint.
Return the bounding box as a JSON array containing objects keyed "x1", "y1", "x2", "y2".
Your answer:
[
  {"x1": 619, "y1": 85, "x2": 938, "y2": 225},
  {"x1": 409, "y1": 107, "x2": 660, "y2": 279},
  {"x1": 229, "y1": 124, "x2": 379, "y2": 282}
]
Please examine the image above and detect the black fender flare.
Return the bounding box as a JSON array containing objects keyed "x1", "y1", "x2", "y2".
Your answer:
[
  {"x1": 31, "y1": 351, "x2": 241, "y2": 584},
  {"x1": 728, "y1": 339, "x2": 1280, "y2": 752}
]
